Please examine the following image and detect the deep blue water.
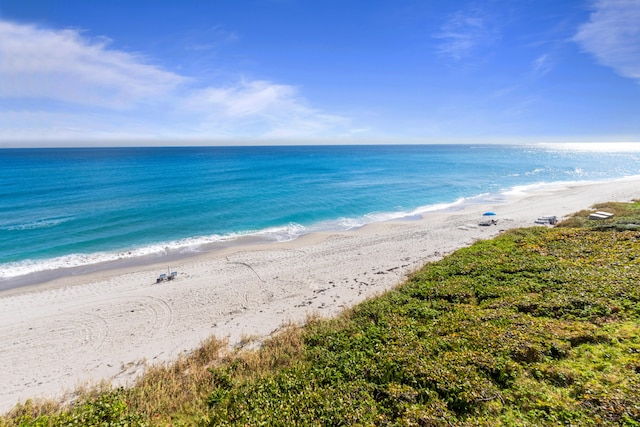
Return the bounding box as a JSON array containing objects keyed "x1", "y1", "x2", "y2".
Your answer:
[{"x1": 1, "y1": 144, "x2": 639, "y2": 280}]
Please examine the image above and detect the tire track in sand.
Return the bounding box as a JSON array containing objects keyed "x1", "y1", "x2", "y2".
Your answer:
[{"x1": 0, "y1": 295, "x2": 174, "y2": 405}]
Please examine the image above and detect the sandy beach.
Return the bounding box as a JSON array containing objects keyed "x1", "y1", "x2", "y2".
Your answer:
[{"x1": 1, "y1": 177, "x2": 639, "y2": 413}]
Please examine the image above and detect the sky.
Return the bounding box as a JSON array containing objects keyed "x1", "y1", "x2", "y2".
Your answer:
[{"x1": 0, "y1": 0, "x2": 639, "y2": 146}]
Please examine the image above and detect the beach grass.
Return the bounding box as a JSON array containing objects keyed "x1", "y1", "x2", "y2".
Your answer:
[{"x1": 2, "y1": 201, "x2": 640, "y2": 426}]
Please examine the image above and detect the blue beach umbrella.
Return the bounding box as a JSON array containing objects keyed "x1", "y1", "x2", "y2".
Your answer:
[{"x1": 482, "y1": 211, "x2": 497, "y2": 216}]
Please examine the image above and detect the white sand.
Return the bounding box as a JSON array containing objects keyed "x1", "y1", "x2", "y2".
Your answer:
[{"x1": 1, "y1": 177, "x2": 638, "y2": 413}]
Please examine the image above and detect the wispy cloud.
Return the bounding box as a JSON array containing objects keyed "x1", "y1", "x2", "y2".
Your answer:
[
  {"x1": 0, "y1": 20, "x2": 186, "y2": 109},
  {"x1": 0, "y1": 19, "x2": 350, "y2": 143},
  {"x1": 186, "y1": 80, "x2": 302, "y2": 118},
  {"x1": 184, "y1": 79, "x2": 348, "y2": 138},
  {"x1": 184, "y1": 25, "x2": 239, "y2": 52},
  {"x1": 573, "y1": 0, "x2": 640, "y2": 82},
  {"x1": 531, "y1": 53, "x2": 553, "y2": 78},
  {"x1": 434, "y1": 7, "x2": 498, "y2": 61}
]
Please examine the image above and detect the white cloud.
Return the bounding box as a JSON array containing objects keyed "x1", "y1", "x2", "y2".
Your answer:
[
  {"x1": 0, "y1": 20, "x2": 186, "y2": 109},
  {"x1": 0, "y1": 19, "x2": 351, "y2": 142},
  {"x1": 187, "y1": 80, "x2": 300, "y2": 118},
  {"x1": 184, "y1": 79, "x2": 348, "y2": 138},
  {"x1": 573, "y1": 0, "x2": 640, "y2": 81}
]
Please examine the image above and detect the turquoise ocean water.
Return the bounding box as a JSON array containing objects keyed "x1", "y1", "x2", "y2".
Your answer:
[{"x1": 1, "y1": 144, "x2": 639, "y2": 288}]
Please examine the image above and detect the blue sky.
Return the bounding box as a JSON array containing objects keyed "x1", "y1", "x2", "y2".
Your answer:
[{"x1": 1, "y1": 0, "x2": 639, "y2": 146}]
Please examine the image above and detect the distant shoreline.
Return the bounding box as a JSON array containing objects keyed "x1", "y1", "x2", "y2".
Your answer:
[{"x1": 1, "y1": 176, "x2": 639, "y2": 412}]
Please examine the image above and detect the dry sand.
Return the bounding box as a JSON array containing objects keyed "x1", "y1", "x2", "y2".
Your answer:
[{"x1": 1, "y1": 177, "x2": 638, "y2": 413}]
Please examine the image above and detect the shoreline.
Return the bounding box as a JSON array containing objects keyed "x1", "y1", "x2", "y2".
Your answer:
[
  {"x1": 3, "y1": 175, "x2": 638, "y2": 293},
  {"x1": 1, "y1": 177, "x2": 639, "y2": 413}
]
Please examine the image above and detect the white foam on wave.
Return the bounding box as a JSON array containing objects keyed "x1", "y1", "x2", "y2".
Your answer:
[
  {"x1": 0, "y1": 246, "x2": 164, "y2": 279},
  {"x1": 502, "y1": 182, "x2": 550, "y2": 196},
  {"x1": 251, "y1": 223, "x2": 308, "y2": 242},
  {"x1": 308, "y1": 198, "x2": 471, "y2": 231},
  {"x1": 526, "y1": 168, "x2": 545, "y2": 176},
  {"x1": 306, "y1": 216, "x2": 371, "y2": 233},
  {"x1": 364, "y1": 196, "x2": 499, "y2": 224},
  {"x1": 1, "y1": 217, "x2": 74, "y2": 231},
  {"x1": 499, "y1": 177, "x2": 622, "y2": 197},
  {"x1": 567, "y1": 167, "x2": 586, "y2": 177},
  {"x1": 0, "y1": 224, "x2": 311, "y2": 279},
  {"x1": 305, "y1": 199, "x2": 470, "y2": 232}
]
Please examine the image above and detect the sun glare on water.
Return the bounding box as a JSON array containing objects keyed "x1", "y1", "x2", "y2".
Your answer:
[{"x1": 538, "y1": 142, "x2": 640, "y2": 152}]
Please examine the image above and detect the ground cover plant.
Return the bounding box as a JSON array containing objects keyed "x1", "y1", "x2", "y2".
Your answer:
[{"x1": 3, "y1": 201, "x2": 640, "y2": 426}]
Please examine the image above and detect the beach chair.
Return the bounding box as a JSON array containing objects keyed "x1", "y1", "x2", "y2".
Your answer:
[
  {"x1": 595, "y1": 211, "x2": 614, "y2": 218},
  {"x1": 156, "y1": 273, "x2": 167, "y2": 283},
  {"x1": 535, "y1": 215, "x2": 557, "y2": 225}
]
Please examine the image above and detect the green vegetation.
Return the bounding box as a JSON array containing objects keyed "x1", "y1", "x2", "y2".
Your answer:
[{"x1": 3, "y1": 201, "x2": 640, "y2": 426}]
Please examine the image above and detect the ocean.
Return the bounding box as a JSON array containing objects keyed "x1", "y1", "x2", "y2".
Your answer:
[{"x1": 1, "y1": 143, "x2": 639, "y2": 287}]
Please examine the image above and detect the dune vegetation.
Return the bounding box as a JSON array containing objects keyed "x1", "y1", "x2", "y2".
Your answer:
[{"x1": 3, "y1": 201, "x2": 640, "y2": 426}]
